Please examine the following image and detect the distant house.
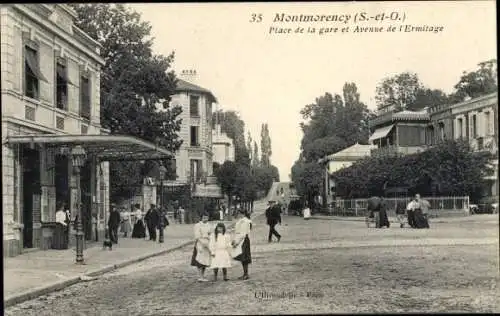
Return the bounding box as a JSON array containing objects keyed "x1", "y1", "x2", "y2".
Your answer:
[
  {"x1": 212, "y1": 124, "x2": 235, "y2": 165},
  {"x1": 318, "y1": 143, "x2": 376, "y2": 204}
]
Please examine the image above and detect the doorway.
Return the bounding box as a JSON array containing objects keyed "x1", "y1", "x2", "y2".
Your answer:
[
  {"x1": 55, "y1": 154, "x2": 70, "y2": 209},
  {"x1": 21, "y1": 145, "x2": 41, "y2": 249}
]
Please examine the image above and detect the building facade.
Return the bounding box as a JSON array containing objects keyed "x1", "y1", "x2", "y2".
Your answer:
[
  {"x1": 1, "y1": 4, "x2": 108, "y2": 256},
  {"x1": 161, "y1": 70, "x2": 217, "y2": 184},
  {"x1": 368, "y1": 92, "x2": 499, "y2": 201},
  {"x1": 211, "y1": 123, "x2": 235, "y2": 165}
]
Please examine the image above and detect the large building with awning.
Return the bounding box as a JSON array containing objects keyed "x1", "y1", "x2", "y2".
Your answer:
[{"x1": 1, "y1": 5, "x2": 173, "y2": 256}]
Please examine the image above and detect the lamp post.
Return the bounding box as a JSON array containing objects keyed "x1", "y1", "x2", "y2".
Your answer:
[{"x1": 71, "y1": 145, "x2": 87, "y2": 264}]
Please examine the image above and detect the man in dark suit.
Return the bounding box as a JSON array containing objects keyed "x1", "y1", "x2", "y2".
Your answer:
[
  {"x1": 108, "y1": 204, "x2": 121, "y2": 244},
  {"x1": 265, "y1": 200, "x2": 282, "y2": 243},
  {"x1": 145, "y1": 204, "x2": 159, "y2": 241}
]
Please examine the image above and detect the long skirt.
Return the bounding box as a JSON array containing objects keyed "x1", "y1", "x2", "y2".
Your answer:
[
  {"x1": 132, "y1": 220, "x2": 146, "y2": 238},
  {"x1": 414, "y1": 209, "x2": 430, "y2": 229},
  {"x1": 120, "y1": 220, "x2": 132, "y2": 235},
  {"x1": 191, "y1": 241, "x2": 210, "y2": 268},
  {"x1": 378, "y1": 209, "x2": 390, "y2": 228},
  {"x1": 52, "y1": 223, "x2": 68, "y2": 249},
  {"x1": 234, "y1": 235, "x2": 252, "y2": 264}
]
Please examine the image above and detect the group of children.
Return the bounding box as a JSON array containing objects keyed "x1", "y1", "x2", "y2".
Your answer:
[{"x1": 191, "y1": 209, "x2": 253, "y2": 282}]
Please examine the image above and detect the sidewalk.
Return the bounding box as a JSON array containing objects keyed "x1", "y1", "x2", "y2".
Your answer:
[
  {"x1": 3, "y1": 220, "x2": 230, "y2": 307},
  {"x1": 3, "y1": 203, "x2": 269, "y2": 307},
  {"x1": 310, "y1": 213, "x2": 499, "y2": 224}
]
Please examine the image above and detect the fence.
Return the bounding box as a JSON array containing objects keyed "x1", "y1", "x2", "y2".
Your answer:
[{"x1": 323, "y1": 196, "x2": 470, "y2": 218}]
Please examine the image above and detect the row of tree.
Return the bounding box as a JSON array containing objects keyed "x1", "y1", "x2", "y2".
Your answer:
[
  {"x1": 332, "y1": 140, "x2": 493, "y2": 202},
  {"x1": 291, "y1": 59, "x2": 498, "y2": 203},
  {"x1": 70, "y1": 4, "x2": 184, "y2": 201},
  {"x1": 213, "y1": 112, "x2": 279, "y2": 210}
]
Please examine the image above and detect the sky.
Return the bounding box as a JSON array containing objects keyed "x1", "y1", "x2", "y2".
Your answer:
[{"x1": 129, "y1": 1, "x2": 497, "y2": 181}]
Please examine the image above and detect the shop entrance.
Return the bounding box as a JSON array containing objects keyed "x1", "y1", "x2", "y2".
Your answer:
[{"x1": 21, "y1": 145, "x2": 41, "y2": 249}]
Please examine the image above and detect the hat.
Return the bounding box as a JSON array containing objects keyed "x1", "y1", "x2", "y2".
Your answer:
[{"x1": 268, "y1": 200, "x2": 276, "y2": 204}]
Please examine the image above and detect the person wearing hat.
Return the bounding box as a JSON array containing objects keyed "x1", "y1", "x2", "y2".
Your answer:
[
  {"x1": 108, "y1": 203, "x2": 121, "y2": 244},
  {"x1": 231, "y1": 208, "x2": 253, "y2": 280},
  {"x1": 191, "y1": 212, "x2": 212, "y2": 282},
  {"x1": 265, "y1": 200, "x2": 282, "y2": 243}
]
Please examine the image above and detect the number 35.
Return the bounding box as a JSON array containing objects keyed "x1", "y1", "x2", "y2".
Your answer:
[{"x1": 250, "y1": 13, "x2": 263, "y2": 22}]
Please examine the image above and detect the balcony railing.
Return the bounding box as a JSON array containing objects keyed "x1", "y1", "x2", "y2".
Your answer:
[{"x1": 371, "y1": 145, "x2": 426, "y2": 158}]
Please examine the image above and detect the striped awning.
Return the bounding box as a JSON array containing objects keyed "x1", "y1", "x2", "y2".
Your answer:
[{"x1": 368, "y1": 124, "x2": 395, "y2": 142}]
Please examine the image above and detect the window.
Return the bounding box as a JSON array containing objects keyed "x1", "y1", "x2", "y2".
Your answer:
[
  {"x1": 471, "y1": 114, "x2": 477, "y2": 138},
  {"x1": 484, "y1": 111, "x2": 491, "y2": 136},
  {"x1": 56, "y1": 59, "x2": 70, "y2": 110},
  {"x1": 190, "y1": 126, "x2": 199, "y2": 146},
  {"x1": 190, "y1": 95, "x2": 199, "y2": 117},
  {"x1": 24, "y1": 45, "x2": 46, "y2": 99},
  {"x1": 457, "y1": 118, "x2": 463, "y2": 138},
  {"x1": 80, "y1": 75, "x2": 91, "y2": 120},
  {"x1": 190, "y1": 159, "x2": 202, "y2": 182}
]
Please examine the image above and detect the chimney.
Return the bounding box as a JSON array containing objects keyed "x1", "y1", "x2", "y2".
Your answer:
[{"x1": 179, "y1": 69, "x2": 197, "y2": 84}]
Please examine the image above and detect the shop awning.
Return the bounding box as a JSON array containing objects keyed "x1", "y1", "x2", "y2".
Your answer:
[
  {"x1": 368, "y1": 124, "x2": 395, "y2": 142},
  {"x1": 5, "y1": 134, "x2": 173, "y2": 161}
]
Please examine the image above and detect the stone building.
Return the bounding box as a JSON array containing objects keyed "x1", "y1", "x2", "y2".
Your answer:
[
  {"x1": 211, "y1": 123, "x2": 235, "y2": 165},
  {"x1": 1, "y1": 4, "x2": 171, "y2": 257}
]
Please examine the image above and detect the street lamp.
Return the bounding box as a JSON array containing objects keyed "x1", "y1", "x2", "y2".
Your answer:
[
  {"x1": 71, "y1": 145, "x2": 87, "y2": 264},
  {"x1": 158, "y1": 165, "x2": 167, "y2": 243}
]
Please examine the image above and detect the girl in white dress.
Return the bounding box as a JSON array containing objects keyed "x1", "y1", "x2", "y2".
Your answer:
[
  {"x1": 209, "y1": 222, "x2": 232, "y2": 281},
  {"x1": 231, "y1": 209, "x2": 253, "y2": 280},
  {"x1": 191, "y1": 213, "x2": 212, "y2": 282}
]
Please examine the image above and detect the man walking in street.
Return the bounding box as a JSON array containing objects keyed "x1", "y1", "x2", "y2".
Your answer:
[
  {"x1": 265, "y1": 200, "x2": 282, "y2": 243},
  {"x1": 108, "y1": 204, "x2": 121, "y2": 244}
]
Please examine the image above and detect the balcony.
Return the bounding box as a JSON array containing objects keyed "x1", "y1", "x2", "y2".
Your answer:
[{"x1": 371, "y1": 145, "x2": 427, "y2": 158}]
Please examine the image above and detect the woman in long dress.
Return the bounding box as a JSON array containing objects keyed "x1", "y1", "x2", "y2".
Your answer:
[
  {"x1": 209, "y1": 222, "x2": 232, "y2": 281},
  {"x1": 53, "y1": 203, "x2": 69, "y2": 249},
  {"x1": 231, "y1": 209, "x2": 252, "y2": 280},
  {"x1": 120, "y1": 208, "x2": 132, "y2": 237},
  {"x1": 191, "y1": 212, "x2": 212, "y2": 282},
  {"x1": 131, "y1": 204, "x2": 146, "y2": 238}
]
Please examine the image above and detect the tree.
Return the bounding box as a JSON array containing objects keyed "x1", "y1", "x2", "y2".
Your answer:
[
  {"x1": 260, "y1": 123, "x2": 272, "y2": 167},
  {"x1": 375, "y1": 72, "x2": 451, "y2": 112},
  {"x1": 252, "y1": 140, "x2": 260, "y2": 168},
  {"x1": 71, "y1": 4, "x2": 183, "y2": 200},
  {"x1": 451, "y1": 59, "x2": 498, "y2": 101},
  {"x1": 214, "y1": 161, "x2": 238, "y2": 209},
  {"x1": 332, "y1": 139, "x2": 493, "y2": 202},
  {"x1": 292, "y1": 84, "x2": 372, "y2": 201},
  {"x1": 247, "y1": 132, "x2": 253, "y2": 164}
]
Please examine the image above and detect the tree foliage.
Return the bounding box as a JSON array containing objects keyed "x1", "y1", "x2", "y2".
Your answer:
[
  {"x1": 375, "y1": 72, "x2": 450, "y2": 112},
  {"x1": 260, "y1": 123, "x2": 272, "y2": 167},
  {"x1": 71, "y1": 4, "x2": 183, "y2": 201},
  {"x1": 252, "y1": 140, "x2": 260, "y2": 168},
  {"x1": 332, "y1": 140, "x2": 493, "y2": 202},
  {"x1": 450, "y1": 59, "x2": 498, "y2": 101},
  {"x1": 292, "y1": 83, "x2": 372, "y2": 199},
  {"x1": 212, "y1": 110, "x2": 250, "y2": 166}
]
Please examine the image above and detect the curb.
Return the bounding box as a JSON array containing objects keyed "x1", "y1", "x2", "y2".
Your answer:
[
  {"x1": 309, "y1": 215, "x2": 489, "y2": 224},
  {"x1": 4, "y1": 216, "x2": 256, "y2": 308}
]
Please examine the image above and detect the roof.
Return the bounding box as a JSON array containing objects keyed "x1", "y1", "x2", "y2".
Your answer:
[
  {"x1": 5, "y1": 134, "x2": 173, "y2": 161},
  {"x1": 369, "y1": 124, "x2": 395, "y2": 142},
  {"x1": 318, "y1": 143, "x2": 376, "y2": 163},
  {"x1": 370, "y1": 109, "x2": 430, "y2": 127},
  {"x1": 176, "y1": 79, "x2": 218, "y2": 103}
]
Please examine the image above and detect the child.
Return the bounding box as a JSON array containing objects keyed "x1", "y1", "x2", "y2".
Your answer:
[{"x1": 209, "y1": 222, "x2": 232, "y2": 281}]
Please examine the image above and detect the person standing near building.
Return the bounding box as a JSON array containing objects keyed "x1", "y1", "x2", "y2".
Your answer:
[
  {"x1": 108, "y1": 204, "x2": 121, "y2": 244},
  {"x1": 231, "y1": 209, "x2": 252, "y2": 280},
  {"x1": 131, "y1": 204, "x2": 146, "y2": 238},
  {"x1": 53, "y1": 203, "x2": 69, "y2": 249},
  {"x1": 157, "y1": 205, "x2": 169, "y2": 243},
  {"x1": 178, "y1": 205, "x2": 185, "y2": 224},
  {"x1": 145, "y1": 204, "x2": 159, "y2": 241},
  {"x1": 265, "y1": 200, "x2": 282, "y2": 243},
  {"x1": 120, "y1": 207, "x2": 132, "y2": 237}
]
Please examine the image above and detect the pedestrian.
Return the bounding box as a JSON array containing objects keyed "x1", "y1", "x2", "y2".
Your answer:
[
  {"x1": 53, "y1": 203, "x2": 69, "y2": 249},
  {"x1": 145, "y1": 204, "x2": 159, "y2": 241},
  {"x1": 157, "y1": 205, "x2": 169, "y2": 243},
  {"x1": 412, "y1": 194, "x2": 430, "y2": 229},
  {"x1": 231, "y1": 209, "x2": 252, "y2": 280},
  {"x1": 108, "y1": 204, "x2": 121, "y2": 244},
  {"x1": 406, "y1": 198, "x2": 417, "y2": 228},
  {"x1": 191, "y1": 212, "x2": 212, "y2": 282},
  {"x1": 265, "y1": 200, "x2": 282, "y2": 242},
  {"x1": 367, "y1": 197, "x2": 382, "y2": 228},
  {"x1": 120, "y1": 207, "x2": 132, "y2": 237},
  {"x1": 131, "y1": 204, "x2": 146, "y2": 238},
  {"x1": 395, "y1": 201, "x2": 407, "y2": 228},
  {"x1": 302, "y1": 202, "x2": 311, "y2": 220},
  {"x1": 178, "y1": 205, "x2": 185, "y2": 224},
  {"x1": 209, "y1": 222, "x2": 232, "y2": 281},
  {"x1": 378, "y1": 197, "x2": 390, "y2": 228}
]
